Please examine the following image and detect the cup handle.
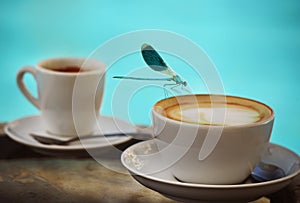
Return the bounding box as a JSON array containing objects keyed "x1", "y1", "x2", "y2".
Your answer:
[{"x1": 17, "y1": 66, "x2": 40, "y2": 109}]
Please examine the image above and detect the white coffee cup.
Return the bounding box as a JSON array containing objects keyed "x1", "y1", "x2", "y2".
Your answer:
[
  {"x1": 17, "y1": 57, "x2": 106, "y2": 137},
  {"x1": 152, "y1": 94, "x2": 274, "y2": 184}
]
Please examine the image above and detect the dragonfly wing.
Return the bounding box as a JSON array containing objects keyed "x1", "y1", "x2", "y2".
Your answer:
[{"x1": 141, "y1": 44, "x2": 176, "y2": 77}]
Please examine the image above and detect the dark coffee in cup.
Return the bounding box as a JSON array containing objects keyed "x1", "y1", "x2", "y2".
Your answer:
[{"x1": 51, "y1": 66, "x2": 83, "y2": 73}]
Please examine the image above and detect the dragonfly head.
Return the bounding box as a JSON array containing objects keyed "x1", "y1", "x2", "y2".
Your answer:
[{"x1": 182, "y1": 81, "x2": 187, "y2": 86}]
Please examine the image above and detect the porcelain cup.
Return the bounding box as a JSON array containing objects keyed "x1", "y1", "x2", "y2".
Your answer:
[
  {"x1": 152, "y1": 94, "x2": 274, "y2": 184},
  {"x1": 17, "y1": 57, "x2": 106, "y2": 137}
]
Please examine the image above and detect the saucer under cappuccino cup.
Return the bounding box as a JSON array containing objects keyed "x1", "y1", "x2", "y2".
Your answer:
[
  {"x1": 152, "y1": 94, "x2": 274, "y2": 184},
  {"x1": 17, "y1": 57, "x2": 106, "y2": 137}
]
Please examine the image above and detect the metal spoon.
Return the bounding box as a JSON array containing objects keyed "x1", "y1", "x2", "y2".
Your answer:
[
  {"x1": 251, "y1": 161, "x2": 285, "y2": 182},
  {"x1": 30, "y1": 132, "x2": 153, "y2": 145}
]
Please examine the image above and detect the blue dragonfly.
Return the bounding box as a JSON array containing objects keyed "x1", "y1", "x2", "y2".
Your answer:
[{"x1": 113, "y1": 44, "x2": 188, "y2": 92}]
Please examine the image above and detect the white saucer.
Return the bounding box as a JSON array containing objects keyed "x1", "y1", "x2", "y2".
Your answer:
[
  {"x1": 5, "y1": 115, "x2": 136, "y2": 155},
  {"x1": 121, "y1": 140, "x2": 300, "y2": 203}
]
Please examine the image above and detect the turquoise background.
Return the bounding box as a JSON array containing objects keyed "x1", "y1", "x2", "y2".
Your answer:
[{"x1": 0, "y1": 0, "x2": 299, "y2": 154}]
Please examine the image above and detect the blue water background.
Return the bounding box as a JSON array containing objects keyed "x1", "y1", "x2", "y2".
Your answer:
[{"x1": 0, "y1": 0, "x2": 299, "y2": 154}]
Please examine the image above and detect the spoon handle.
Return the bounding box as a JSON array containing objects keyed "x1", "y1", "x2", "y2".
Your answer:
[{"x1": 30, "y1": 132, "x2": 153, "y2": 145}]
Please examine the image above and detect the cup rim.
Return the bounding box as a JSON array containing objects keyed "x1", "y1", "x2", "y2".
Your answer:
[
  {"x1": 36, "y1": 57, "x2": 106, "y2": 76},
  {"x1": 152, "y1": 94, "x2": 275, "y2": 129}
]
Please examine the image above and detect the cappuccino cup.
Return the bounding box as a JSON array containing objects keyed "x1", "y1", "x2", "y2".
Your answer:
[
  {"x1": 152, "y1": 94, "x2": 274, "y2": 184},
  {"x1": 17, "y1": 57, "x2": 106, "y2": 137}
]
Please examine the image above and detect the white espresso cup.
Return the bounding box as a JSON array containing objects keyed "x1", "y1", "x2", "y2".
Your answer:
[
  {"x1": 17, "y1": 57, "x2": 106, "y2": 137},
  {"x1": 152, "y1": 94, "x2": 274, "y2": 184}
]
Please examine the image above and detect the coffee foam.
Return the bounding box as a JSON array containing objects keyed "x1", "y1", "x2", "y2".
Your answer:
[
  {"x1": 167, "y1": 103, "x2": 261, "y2": 126},
  {"x1": 154, "y1": 95, "x2": 273, "y2": 126}
]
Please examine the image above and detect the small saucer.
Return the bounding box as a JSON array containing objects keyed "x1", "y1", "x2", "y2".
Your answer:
[
  {"x1": 121, "y1": 140, "x2": 300, "y2": 203},
  {"x1": 5, "y1": 115, "x2": 136, "y2": 155}
]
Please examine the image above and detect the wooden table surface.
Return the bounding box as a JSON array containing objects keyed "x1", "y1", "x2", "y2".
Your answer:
[{"x1": 0, "y1": 123, "x2": 299, "y2": 203}]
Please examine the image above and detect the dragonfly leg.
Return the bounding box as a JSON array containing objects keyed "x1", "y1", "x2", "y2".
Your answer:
[
  {"x1": 162, "y1": 84, "x2": 175, "y2": 97},
  {"x1": 163, "y1": 83, "x2": 178, "y2": 89},
  {"x1": 180, "y1": 84, "x2": 190, "y2": 93},
  {"x1": 170, "y1": 84, "x2": 180, "y2": 90},
  {"x1": 163, "y1": 88, "x2": 168, "y2": 98},
  {"x1": 163, "y1": 83, "x2": 174, "y2": 87}
]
